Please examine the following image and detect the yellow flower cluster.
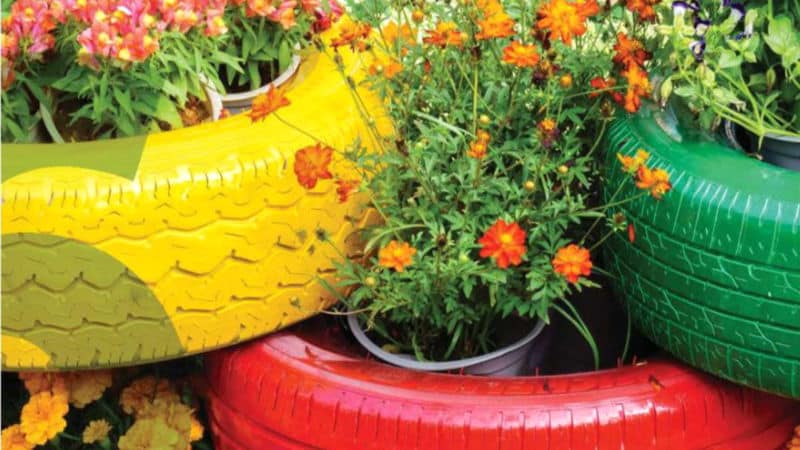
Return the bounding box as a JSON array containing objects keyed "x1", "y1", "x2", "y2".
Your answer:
[{"x1": 3, "y1": 372, "x2": 205, "y2": 450}]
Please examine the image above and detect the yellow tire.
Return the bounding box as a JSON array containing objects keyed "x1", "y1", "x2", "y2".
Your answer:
[{"x1": 1, "y1": 23, "x2": 390, "y2": 370}]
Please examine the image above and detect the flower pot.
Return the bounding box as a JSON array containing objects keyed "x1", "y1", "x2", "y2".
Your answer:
[
  {"x1": 216, "y1": 54, "x2": 302, "y2": 114},
  {"x1": 40, "y1": 81, "x2": 222, "y2": 143},
  {"x1": 721, "y1": 119, "x2": 800, "y2": 172},
  {"x1": 346, "y1": 313, "x2": 550, "y2": 376},
  {"x1": 205, "y1": 317, "x2": 800, "y2": 450},
  {"x1": 603, "y1": 104, "x2": 800, "y2": 398}
]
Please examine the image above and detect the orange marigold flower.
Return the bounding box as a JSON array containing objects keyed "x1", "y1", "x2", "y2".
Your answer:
[
  {"x1": 617, "y1": 149, "x2": 650, "y2": 174},
  {"x1": 478, "y1": 219, "x2": 527, "y2": 269},
  {"x1": 335, "y1": 178, "x2": 359, "y2": 203},
  {"x1": 552, "y1": 244, "x2": 592, "y2": 284},
  {"x1": 501, "y1": 41, "x2": 540, "y2": 67},
  {"x1": 69, "y1": 370, "x2": 112, "y2": 408},
  {"x1": 613, "y1": 33, "x2": 650, "y2": 68},
  {"x1": 294, "y1": 143, "x2": 334, "y2": 189},
  {"x1": 423, "y1": 21, "x2": 467, "y2": 47},
  {"x1": 20, "y1": 391, "x2": 69, "y2": 446},
  {"x1": 636, "y1": 166, "x2": 672, "y2": 199},
  {"x1": 137, "y1": 399, "x2": 193, "y2": 450},
  {"x1": 621, "y1": 63, "x2": 651, "y2": 113},
  {"x1": 536, "y1": 0, "x2": 594, "y2": 45},
  {"x1": 18, "y1": 373, "x2": 69, "y2": 399},
  {"x1": 331, "y1": 20, "x2": 372, "y2": 49},
  {"x1": 190, "y1": 416, "x2": 204, "y2": 442},
  {"x1": 476, "y1": 13, "x2": 516, "y2": 40},
  {"x1": 118, "y1": 418, "x2": 180, "y2": 450},
  {"x1": 120, "y1": 376, "x2": 179, "y2": 416},
  {"x1": 378, "y1": 240, "x2": 417, "y2": 272},
  {"x1": 626, "y1": 0, "x2": 659, "y2": 21},
  {"x1": 589, "y1": 76, "x2": 620, "y2": 100},
  {"x1": 475, "y1": 0, "x2": 505, "y2": 17},
  {"x1": 2, "y1": 424, "x2": 33, "y2": 450},
  {"x1": 575, "y1": 0, "x2": 600, "y2": 16},
  {"x1": 467, "y1": 130, "x2": 491, "y2": 159},
  {"x1": 248, "y1": 85, "x2": 290, "y2": 122}
]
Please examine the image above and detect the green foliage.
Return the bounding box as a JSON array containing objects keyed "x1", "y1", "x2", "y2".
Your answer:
[
  {"x1": 324, "y1": 0, "x2": 656, "y2": 362},
  {"x1": 655, "y1": 0, "x2": 800, "y2": 137}
]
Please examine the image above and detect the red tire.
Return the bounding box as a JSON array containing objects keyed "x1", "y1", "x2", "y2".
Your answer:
[{"x1": 206, "y1": 319, "x2": 799, "y2": 450}]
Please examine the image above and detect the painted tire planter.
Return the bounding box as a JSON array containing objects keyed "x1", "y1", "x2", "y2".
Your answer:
[
  {"x1": 205, "y1": 318, "x2": 800, "y2": 450},
  {"x1": 603, "y1": 105, "x2": 800, "y2": 398},
  {"x1": 0, "y1": 23, "x2": 389, "y2": 371},
  {"x1": 218, "y1": 54, "x2": 303, "y2": 114}
]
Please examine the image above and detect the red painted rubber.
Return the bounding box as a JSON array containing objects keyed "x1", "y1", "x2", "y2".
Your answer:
[{"x1": 206, "y1": 320, "x2": 800, "y2": 450}]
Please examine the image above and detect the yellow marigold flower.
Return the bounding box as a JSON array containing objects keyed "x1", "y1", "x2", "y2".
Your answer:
[
  {"x1": 378, "y1": 240, "x2": 417, "y2": 272},
  {"x1": 138, "y1": 400, "x2": 193, "y2": 450},
  {"x1": 69, "y1": 370, "x2": 112, "y2": 408},
  {"x1": 189, "y1": 416, "x2": 204, "y2": 442},
  {"x1": 501, "y1": 41, "x2": 540, "y2": 68},
  {"x1": 2, "y1": 425, "x2": 34, "y2": 450},
  {"x1": 120, "y1": 376, "x2": 179, "y2": 416},
  {"x1": 82, "y1": 419, "x2": 111, "y2": 444},
  {"x1": 118, "y1": 418, "x2": 181, "y2": 450},
  {"x1": 20, "y1": 391, "x2": 69, "y2": 446},
  {"x1": 617, "y1": 149, "x2": 650, "y2": 174},
  {"x1": 636, "y1": 166, "x2": 672, "y2": 199}
]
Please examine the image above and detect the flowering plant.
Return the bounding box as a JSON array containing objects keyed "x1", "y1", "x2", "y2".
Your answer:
[
  {"x1": 1, "y1": 0, "x2": 232, "y2": 141},
  {"x1": 655, "y1": 0, "x2": 800, "y2": 139},
  {"x1": 1, "y1": 362, "x2": 210, "y2": 450},
  {"x1": 216, "y1": 0, "x2": 342, "y2": 92},
  {"x1": 262, "y1": 0, "x2": 672, "y2": 364}
]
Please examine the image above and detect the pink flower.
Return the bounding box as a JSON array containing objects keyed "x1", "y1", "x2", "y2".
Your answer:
[
  {"x1": 205, "y1": 10, "x2": 228, "y2": 36},
  {"x1": 300, "y1": 0, "x2": 319, "y2": 13},
  {"x1": 268, "y1": 0, "x2": 297, "y2": 29},
  {"x1": 312, "y1": 0, "x2": 342, "y2": 32},
  {"x1": 246, "y1": 0, "x2": 276, "y2": 17}
]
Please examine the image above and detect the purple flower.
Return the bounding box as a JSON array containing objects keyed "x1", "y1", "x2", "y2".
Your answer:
[
  {"x1": 690, "y1": 39, "x2": 706, "y2": 61},
  {"x1": 729, "y1": 3, "x2": 745, "y2": 22},
  {"x1": 694, "y1": 16, "x2": 711, "y2": 35}
]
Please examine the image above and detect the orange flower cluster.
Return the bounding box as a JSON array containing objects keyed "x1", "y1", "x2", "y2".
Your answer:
[
  {"x1": 331, "y1": 20, "x2": 371, "y2": 51},
  {"x1": 423, "y1": 21, "x2": 467, "y2": 48},
  {"x1": 475, "y1": 0, "x2": 516, "y2": 40},
  {"x1": 626, "y1": 0, "x2": 659, "y2": 21},
  {"x1": 617, "y1": 149, "x2": 672, "y2": 199},
  {"x1": 535, "y1": 0, "x2": 599, "y2": 45},
  {"x1": 501, "y1": 41, "x2": 540, "y2": 68},
  {"x1": 478, "y1": 219, "x2": 527, "y2": 269},
  {"x1": 382, "y1": 21, "x2": 415, "y2": 53},
  {"x1": 467, "y1": 130, "x2": 491, "y2": 159},
  {"x1": 369, "y1": 57, "x2": 403, "y2": 79},
  {"x1": 591, "y1": 33, "x2": 652, "y2": 113},
  {"x1": 335, "y1": 178, "x2": 359, "y2": 203},
  {"x1": 621, "y1": 63, "x2": 652, "y2": 113},
  {"x1": 379, "y1": 240, "x2": 417, "y2": 272},
  {"x1": 613, "y1": 33, "x2": 650, "y2": 68},
  {"x1": 552, "y1": 244, "x2": 592, "y2": 283},
  {"x1": 248, "y1": 85, "x2": 290, "y2": 122}
]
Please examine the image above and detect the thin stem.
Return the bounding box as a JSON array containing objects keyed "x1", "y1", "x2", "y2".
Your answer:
[
  {"x1": 273, "y1": 112, "x2": 333, "y2": 148},
  {"x1": 552, "y1": 302, "x2": 600, "y2": 370}
]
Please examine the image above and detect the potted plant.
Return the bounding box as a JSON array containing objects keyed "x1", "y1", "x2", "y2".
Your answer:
[
  {"x1": 265, "y1": 0, "x2": 672, "y2": 375},
  {"x1": 601, "y1": 0, "x2": 800, "y2": 399},
  {"x1": 1, "y1": 0, "x2": 230, "y2": 142},
  {"x1": 213, "y1": 0, "x2": 343, "y2": 112},
  {"x1": 657, "y1": 0, "x2": 800, "y2": 169}
]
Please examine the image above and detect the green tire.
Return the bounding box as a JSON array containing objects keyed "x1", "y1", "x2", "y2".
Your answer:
[{"x1": 603, "y1": 105, "x2": 800, "y2": 398}]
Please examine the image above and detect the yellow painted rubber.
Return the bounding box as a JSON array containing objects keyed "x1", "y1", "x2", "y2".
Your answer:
[{"x1": 1, "y1": 22, "x2": 390, "y2": 370}]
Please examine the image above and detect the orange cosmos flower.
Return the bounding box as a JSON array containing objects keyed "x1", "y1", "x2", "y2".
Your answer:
[
  {"x1": 335, "y1": 178, "x2": 358, "y2": 203},
  {"x1": 575, "y1": 0, "x2": 600, "y2": 16},
  {"x1": 617, "y1": 149, "x2": 650, "y2": 174},
  {"x1": 475, "y1": 0, "x2": 505, "y2": 17},
  {"x1": 331, "y1": 20, "x2": 372, "y2": 50},
  {"x1": 613, "y1": 33, "x2": 650, "y2": 68},
  {"x1": 501, "y1": 41, "x2": 540, "y2": 67},
  {"x1": 378, "y1": 240, "x2": 417, "y2": 272},
  {"x1": 382, "y1": 21, "x2": 415, "y2": 49},
  {"x1": 294, "y1": 143, "x2": 334, "y2": 189},
  {"x1": 248, "y1": 85, "x2": 290, "y2": 122},
  {"x1": 467, "y1": 130, "x2": 491, "y2": 159},
  {"x1": 423, "y1": 21, "x2": 467, "y2": 47},
  {"x1": 621, "y1": 63, "x2": 651, "y2": 113},
  {"x1": 536, "y1": 0, "x2": 595, "y2": 45},
  {"x1": 476, "y1": 13, "x2": 516, "y2": 40},
  {"x1": 626, "y1": 0, "x2": 659, "y2": 21},
  {"x1": 369, "y1": 58, "x2": 403, "y2": 79},
  {"x1": 636, "y1": 166, "x2": 672, "y2": 199},
  {"x1": 478, "y1": 219, "x2": 527, "y2": 269},
  {"x1": 552, "y1": 244, "x2": 592, "y2": 284}
]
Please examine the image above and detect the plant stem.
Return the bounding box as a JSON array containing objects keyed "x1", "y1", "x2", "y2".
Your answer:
[
  {"x1": 552, "y1": 302, "x2": 600, "y2": 370},
  {"x1": 273, "y1": 112, "x2": 333, "y2": 148}
]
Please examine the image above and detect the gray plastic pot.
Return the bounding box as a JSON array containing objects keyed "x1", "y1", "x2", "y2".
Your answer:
[
  {"x1": 760, "y1": 133, "x2": 800, "y2": 171},
  {"x1": 346, "y1": 314, "x2": 551, "y2": 376},
  {"x1": 216, "y1": 54, "x2": 302, "y2": 114}
]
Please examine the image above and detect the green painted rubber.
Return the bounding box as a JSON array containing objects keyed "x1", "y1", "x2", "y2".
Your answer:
[
  {"x1": 603, "y1": 105, "x2": 800, "y2": 399},
  {"x1": 2, "y1": 233, "x2": 182, "y2": 369}
]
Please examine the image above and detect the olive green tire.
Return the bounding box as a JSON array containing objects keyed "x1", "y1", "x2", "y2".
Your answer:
[{"x1": 603, "y1": 105, "x2": 800, "y2": 398}]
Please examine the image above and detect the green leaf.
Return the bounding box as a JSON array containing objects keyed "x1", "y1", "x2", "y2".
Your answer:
[
  {"x1": 764, "y1": 15, "x2": 800, "y2": 59},
  {"x1": 153, "y1": 95, "x2": 183, "y2": 129},
  {"x1": 278, "y1": 40, "x2": 291, "y2": 72},
  {"x1": 717, "y1": 49, "x2": 742, "y2": 69},
  {"x1": 113, "y1": 89, "x2": 135, "y2": 120}
]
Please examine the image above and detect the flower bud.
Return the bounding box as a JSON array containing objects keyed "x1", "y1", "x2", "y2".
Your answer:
[
  {"x1": 558, "y1": 165, "x2": 569, "y2": 174},
  {"x1": 479, "y1": 114, "x2": 490, "y2": 125},
  {"x1": 524, "y1": 180, "x2": 536, "y2": 191},
  {"x1": 364, "y1": 276, "x2": 377, "y2": 287},
  {"x1": 559, "y1": 74, "x2": 573, "y2": 88},
  {"x1": 412, "y1": 10, "x2": 424, "y2": 23}
]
